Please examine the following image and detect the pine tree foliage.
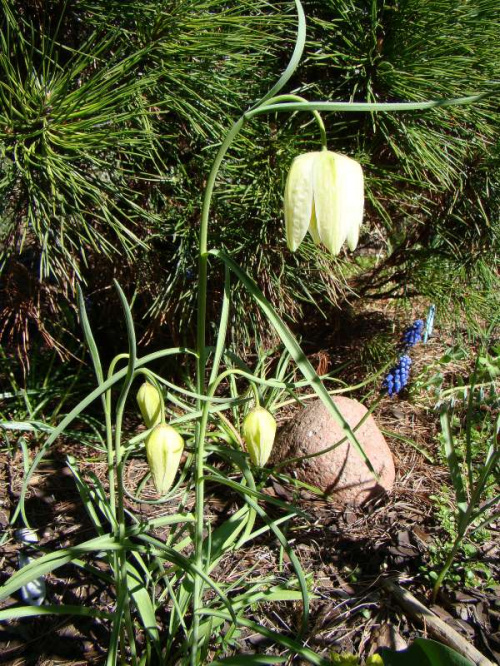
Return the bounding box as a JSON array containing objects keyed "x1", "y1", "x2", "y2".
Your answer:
[{"x1": 0, "y1": 0, "x2": 498, "y2": 356}]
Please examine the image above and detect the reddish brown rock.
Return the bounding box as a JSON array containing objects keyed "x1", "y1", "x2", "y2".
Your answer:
[{"x1": 274, "y1": 397, "x2": 395, "y2": 506}]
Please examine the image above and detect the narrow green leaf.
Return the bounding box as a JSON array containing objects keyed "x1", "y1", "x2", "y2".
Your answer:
[
  {"x1": 246, "y1": 91, "x2": 494, "y2": 119},
  {"x1": 77, "y1": 284, "x2": 104, "y2": 385},
  {"x1": 127, "y1": 563, "x2": 161, "y2": 652},
  {"x1": 106, "y1": 587, "x2": 128, "y2": 666},
  {"x1": 113, "y1": 280, "x2": 137, "y2": 406},
  {"x1": 205, "y1": 505, "x2": 250, "y2": 567},
  {"x1": 135, "y1": 534, "x2": 237, "y2": 626},
  {"x1": 211, "y1": 657, "x2": 287, "y2": 665},
  {"x1": 0, "y1": 534, "x2": 129, "y2": 601},
  {"x1": 440, "y1": 407, "x2": 468, "y2": 518},
  {"x1": 209, "y1": 264, "x2": 231, "y2": 388},
  {"x1": 200, "y1": 609, "x2": 328, "y2": 666},
  {"x1": 0, "y1": 604, "x2": 111, "y2": 621}
]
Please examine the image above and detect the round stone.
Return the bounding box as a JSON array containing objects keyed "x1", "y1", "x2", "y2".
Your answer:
[{"x1": 274, "y1": 397, "x2": 395, "y2": 506}]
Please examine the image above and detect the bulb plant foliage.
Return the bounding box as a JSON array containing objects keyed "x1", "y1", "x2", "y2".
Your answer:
[
  {"x1": 0, "y1": 1, "x2": 494, "y2": 664},
  {"x1": 420, "y1": 339, "x2": 500, "y2": 600}
]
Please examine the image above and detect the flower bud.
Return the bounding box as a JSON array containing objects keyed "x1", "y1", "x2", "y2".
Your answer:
[
  {"x1": 242, "y1": 407, "x2": 277, "y2": 467},
  {"x1": 137, "y1": 381, "x2": 162, "y2": 428},
  {"x1": 145, "y1": 424, "x2": 184, "y2": 495}
]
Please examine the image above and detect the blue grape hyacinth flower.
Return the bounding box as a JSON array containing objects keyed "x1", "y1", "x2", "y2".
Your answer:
[
  {"x1": 384, "y1": 355, "x2": 412, "y2": 396},
  {"x1": 401, "y1": 319, "x2": 424, "y2": 349}
]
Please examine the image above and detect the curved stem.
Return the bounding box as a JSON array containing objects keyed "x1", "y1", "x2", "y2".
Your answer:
[
  {"x1": 262, "y1": 94, "x2": 327, "y2": 148},
  {"x1": 195, "y1": 83, "x2": 347, "y2": 641},
  {"x1": 106, "y1": 354, "x2": 129, "y2": 521},
  {"x1": 431, "y1": 531, "x2": 464, "y2": 603},
  {"x1": 196, "y1": 115, "x2": 245, "y2": 371},
  {"x1": 244, "y1": 92, "x2": 491, "y2": 120},
  {"x1": 208, "y1": 368, "x2": 263, "y2": 403},
  {"x1": 249, "y1": 382, "x2": 261, "y2": 407}
]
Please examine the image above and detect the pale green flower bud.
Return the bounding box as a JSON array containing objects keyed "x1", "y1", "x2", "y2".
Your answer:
[
  {"x1": 366, "y1": 656, "x2": 384, "y2": 666},
  {"x1": 137, "y1": 381, "x2": 162, "y2": 428},
  {"x1": 242, "y1": 407, "x2": 277, "y2": 467},
  {"x1": 284, "y1": 150, "x2": 364, "y2": 255},
  {"x1": 145, "y1": 423, "x2": 184, "y2": 495}
]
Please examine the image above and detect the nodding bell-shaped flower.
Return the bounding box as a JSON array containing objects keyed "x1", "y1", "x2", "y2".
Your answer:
[
  {"x1": 242, "y1": 407, "x2": 277, "y2": 467},
  {"x1": 137, "y1": 381, "x2": 162, "y2": 429},
  {"x1": 284, "y1": 150, "x2": 364, "y2": 255},
  {"x1": 145, "y1": 423, "x2": 184, "y2": 495}
]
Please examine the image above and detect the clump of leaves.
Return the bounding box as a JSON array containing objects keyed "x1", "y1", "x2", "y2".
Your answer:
[
  {"x1": 0, "y1": 9, "x2": 159, "y2": 280},
  {"x1": 423, "y1": 345, "x2": 499, "y2": 597}
]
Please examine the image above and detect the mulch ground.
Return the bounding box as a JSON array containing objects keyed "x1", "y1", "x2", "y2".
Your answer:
[{"x1": 0, "y1": 307, "x2": 499, "y2": 665}]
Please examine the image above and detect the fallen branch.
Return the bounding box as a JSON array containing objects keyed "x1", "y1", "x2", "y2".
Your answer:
[{"x1": 381, "y1": 578, "x2": 494, "y2": 666}]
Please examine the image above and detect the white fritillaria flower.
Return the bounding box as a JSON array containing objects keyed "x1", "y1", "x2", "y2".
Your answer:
[{"x1": 284, "y1": 150, "x2": 364, "y2": 255}]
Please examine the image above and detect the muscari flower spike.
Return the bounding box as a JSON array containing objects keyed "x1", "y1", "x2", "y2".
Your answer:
[
  {"x1": 284, "y1": 150, "x2": 364, "y2": 255},
  {"x1": 401, "y1": 319, "x2": 424, "y2": 349},
  {"x1": 145, "y1": 423, "x2": 184, "y2": 495},
  {"x1": 242, "y1": 406, "x2": 277, "y2": 467},
  {"x1": 384, "y1": 355, "x2": 412, "y2": 396}
]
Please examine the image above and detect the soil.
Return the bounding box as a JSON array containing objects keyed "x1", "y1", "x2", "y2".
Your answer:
[{"x1": 0, "y1": 308, "x2": 499, "y2": 665}]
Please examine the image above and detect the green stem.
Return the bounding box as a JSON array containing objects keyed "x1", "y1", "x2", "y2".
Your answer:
[
  {"x1": 197, "y1": 208, "x2": 332, "y2": 658},
  {"x1": 192, "y1": 115, "x2": 245, "y2": 665},
  {"x1": 262, "y1": 94, "x2": 327, "y2": 148},
  {"x1": 196, "y1": 115, "x2": 245, "y2": 372},
  {"x1": 106, "y1": 354, "x2": 129, "y2": 522},
  {"x1": 431, "y1": 530, "x2": 465, "y2": 603},
  {"x1": 115, "y1": 408, "x2": 138, "y2": 665},
  {"x1": 249, "y1": 382, "x2": 261, "y2": 407},
  {"x1": 244, "y1": 92, "x2": 492, "y2": 119},
  {"x1": 111, "y1": 284, "x2": 138, "y2": 666}
]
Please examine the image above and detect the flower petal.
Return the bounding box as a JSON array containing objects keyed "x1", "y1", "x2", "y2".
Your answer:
[
  {"x1": 337, "y1": 154, "x2": 364, "y2": 251},
  {"x1": 314, "y1": 151, "x2": 364, "y2": 255},
  {"x1": 308, "y1": 206, "x2": 321, "y2": 246},
  {"x1": 313, "y1": 151, "x2": 345, "y2": 255},
  {"x1": 284, "y1": 152, "x2": 318, "y2": 251}
]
